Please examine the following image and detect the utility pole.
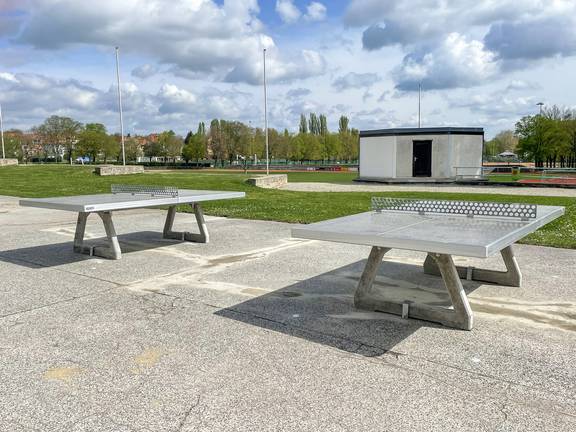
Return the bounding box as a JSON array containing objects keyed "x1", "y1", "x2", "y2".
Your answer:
[
  {"x1": 263, "y1": 48, "x2": 269, "y2": 175},
  {"x1": 418, "y1": 82, "x2": 422, "y2": 128},
  {"x1": 115, "y1": 47, "x2": 126, "y2": 165},
  {"x1": 0, "y1": 102, "x2": 5, "y2": 159}
]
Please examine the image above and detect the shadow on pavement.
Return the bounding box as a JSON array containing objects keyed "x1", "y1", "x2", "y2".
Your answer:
[
  {"x1": 0, "y1": 231, "x2": 193, "y2": 268},
  {"x1": 216, "y1": 259, "x2": 482, "y2": 356}
]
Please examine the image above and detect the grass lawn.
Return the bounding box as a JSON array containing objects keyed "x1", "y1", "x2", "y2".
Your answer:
[{"x1": 1, "y1": 165, "x2": 574, "y2": 249}]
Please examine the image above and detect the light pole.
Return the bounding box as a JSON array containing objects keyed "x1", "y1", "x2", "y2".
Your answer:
[
  {"x1": 0, "y1": 102, "x2": 5, "y2": 159},
  {"x1": 536, "y1": 102, "x2": 544, "y2": 116},
  {"x1": 115, "y1": 47, "x2": 126, "y2": 165},
  {"x1": 418, "y1": 82, "x2": 422, "y2": 128},
  {"x1": 263, "y1": 48, "x2": 269, "y2": 175}
]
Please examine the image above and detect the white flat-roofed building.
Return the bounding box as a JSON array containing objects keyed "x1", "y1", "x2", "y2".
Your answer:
[{"x1": 358, "y1": 127, "x2": 484, "y2": 182}]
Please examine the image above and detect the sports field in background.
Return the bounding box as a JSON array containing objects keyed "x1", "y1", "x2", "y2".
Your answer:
[{"x1": 0, "y1": 165, "x2": 574, "y2": 249}]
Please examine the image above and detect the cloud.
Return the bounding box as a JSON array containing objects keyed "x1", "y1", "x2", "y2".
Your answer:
[
  {"x1": 505, "y1": 80, "x2": 539, "y2": 92},
  {"x1": 447, "y1": 89, "x2": 540, "y2": 119},
  {"x1": 484, "y1": 16, "x2": 576, "y2": 60},
  {"x1": 332, "y1": 72, "x2": 380, "y2": 91},
  {"x1": 286, "y1": 88, "x2": 312, "y2": 98},
  {"x1": 305, "y1": 2, "x2": 327, "y2": 22},
  {"x1": 15, "y1": 0, "x2": 324, "y2": 85},
  {"x1": 346, "y1": 0, "x2": 576, "y2": 90},
  {"x1": 0, "y1": 71, "x2": 261, "y2": 134},
  {"x1": 394, "y1": 33, "x2": 498, "y2": 91},
  {"x1": 276, "y1": 0, "x2": 301, "y2": 24},
  {"x1": 131, "y1": 64, "x2": 159, "y2": 79},
  {"x1": 225, "y1": 48, "x2": 325, "y2": 85}
]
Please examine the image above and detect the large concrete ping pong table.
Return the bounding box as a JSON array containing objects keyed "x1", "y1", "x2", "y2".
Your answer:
[
  {"x1": 20, "y1": 185, "x2": 245, "y2": 260},
  {"x1": 292, "y1": 197, "x2": 564, "y2": 330}
]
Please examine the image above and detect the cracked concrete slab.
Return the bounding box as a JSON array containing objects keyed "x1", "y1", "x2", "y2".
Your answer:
[{"x1": 0, "y1": 195, "x2": 575, "y2": 431}]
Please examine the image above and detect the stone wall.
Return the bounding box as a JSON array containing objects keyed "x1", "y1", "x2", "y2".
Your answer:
[
  {"x1": 0, "y1": 158, "x2": 18, "y2": 166},
  {"x1": 95, "y1": 165, "x2": 144, "y2": 176},
  {"x1": 246, "y1": 174, "x2": 288, "y2": 189}
]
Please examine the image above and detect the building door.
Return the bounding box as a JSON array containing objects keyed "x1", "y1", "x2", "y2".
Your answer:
[{"x1": 412, "y1": 140, "x2": 432, "y2": 177}]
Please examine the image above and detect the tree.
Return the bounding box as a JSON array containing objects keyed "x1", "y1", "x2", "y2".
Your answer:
[
  {"x1": 338, "y1": 116, "x2": 350, "y2": 135},
  {"x1": 182, "y1": 123, "x2": 207, "y2": 162},
  {"x1": 484, "y1": 130, "x2": 518, "y2": 157},
  {"x1": 157, "y1": 130, "x2": 183, "y2": 163},
  {"x1": 319, "y1": 114, "x2": 328, "y2": 136},
  {"x1": 3, "y1": 130, "x2": 24, "y2": 160},
  {"x1": 308, "y1": 113, "x2": 320, "y2": 135},
  {"x1": 124, "y1": 137, "x2": 142, "y2": 162},
  {"x1": 32, "y1": 115, "x2": 82, "y2": 164},
  {"x1": 299, "y1": 114, "x2": 308, "y2": 134},
  {"x1": 77, "y1": 124, "x2": 104, "y2": 163},
  {"x1": 209, "y1": 119, "x2": 226, "y2": 165}
]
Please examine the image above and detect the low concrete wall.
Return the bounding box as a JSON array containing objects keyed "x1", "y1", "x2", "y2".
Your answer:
[
  {"x1": 0, "y1": 158, "x2": 18, "y2": 166},
  {"x1": 246, "y1": 174, "x2": 288, "y2": 189},
  {"x1": 95, "y1": 165, "x2": 144, "y2": 176}
]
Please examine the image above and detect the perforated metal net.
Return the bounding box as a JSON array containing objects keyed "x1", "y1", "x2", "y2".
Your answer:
[
  {"x1": 111, "y1": 184, "x2": 179, "y2": 197},
  {"x1": 371, "y1": 197, "x2": 537, "y2": 219}
]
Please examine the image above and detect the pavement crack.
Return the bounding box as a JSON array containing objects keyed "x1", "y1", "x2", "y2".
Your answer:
[
  {"x1": 174, "y1": 395, "x2": 201, "y2": 432},
  {"x1": 0, "y1": 287, "x2": 114, "y2": 320}
]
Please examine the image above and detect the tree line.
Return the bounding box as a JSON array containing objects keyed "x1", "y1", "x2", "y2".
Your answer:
[
  {"x1": 3, "y1": 113, "x2": 359, "y2": 164},
  {"x1": 515, "y1": 106, "x2": 576, "y2": 167}
]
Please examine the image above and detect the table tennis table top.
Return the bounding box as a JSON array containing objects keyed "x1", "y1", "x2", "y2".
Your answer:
[
  {"x1": 19, "y1": 189, "x2": 245, "y2": 213},
  {"x1": 292, "y1": 204, "x2": 564, "y2": 258}
]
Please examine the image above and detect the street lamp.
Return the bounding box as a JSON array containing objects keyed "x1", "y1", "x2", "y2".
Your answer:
[
  {"x1": 115, "y1": 47, "x2": 126, "y2": 166},
  {"x1": 263, "y1": 48, "x2": 269, "y2": 175},
  {"x1": 0, "y1": 102, "x2": 5, "y2": 159},
  {"x1": 536, "y1": 102, "x2": 544, "y2": 116}
]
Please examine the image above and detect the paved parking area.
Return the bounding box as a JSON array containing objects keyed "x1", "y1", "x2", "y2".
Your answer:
[{"x1": 0, "y1": 195, "x2": 575, "y2": 431}]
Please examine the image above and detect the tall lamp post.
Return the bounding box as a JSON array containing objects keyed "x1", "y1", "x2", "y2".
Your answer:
[
  {"x1": 0, "y1": 102, "x2": 5, "y2": 159},
  {"x1": 263, "y1": 48, "x2": 269, "y2": 175},
  {"x1": 536, "y1": 102, "x2": 544, "y2": 115},
  {"x1": 418, "y1": 82, "x2": 422, "y2": 128},
  {"x1": 115, "y1": 47, "x2": 126, "y2": 165}
]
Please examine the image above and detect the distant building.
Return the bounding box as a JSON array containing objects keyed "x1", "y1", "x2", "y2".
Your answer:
[
  {"x1": 498, "y1": 151, "x2": 517, "y2": 158},
  {"x1": 358, "y1": 127, "x2": 484, "y2": 182}
]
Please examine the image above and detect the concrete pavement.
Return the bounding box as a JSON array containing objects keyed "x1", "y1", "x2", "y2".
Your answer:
[{"x1": 0, "y1": 195, "x2": 575, "y2": 431}]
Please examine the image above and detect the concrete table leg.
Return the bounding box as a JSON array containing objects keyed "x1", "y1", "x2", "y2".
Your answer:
[
  {"x1": 423, "y1": 245, "x2": 522, "y2": 287},
  {"x1": 354, "y1": 247, "x2": 474, "y2": 330},
  {"x1": 354, "y1": 246, "x2": 391, "y2": 307},
  {"x1": 72, "y1": 211, "x2": 122, "y2": 260},
  {"x1": 427, "y1": 253, "x2": 473, "y2": 330},
  {"x1": 163, "y1": 203, "x2": 209, "y2": 243},
  {"x1": 73, "y1": 212, "x2": 89, "y2": 254}
]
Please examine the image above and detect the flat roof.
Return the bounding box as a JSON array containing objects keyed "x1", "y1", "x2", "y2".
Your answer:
[{"x1": 360, "y1": 127, "x2": 484, "y2": 138}]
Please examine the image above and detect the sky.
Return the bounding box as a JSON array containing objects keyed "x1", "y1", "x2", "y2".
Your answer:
[{"x1": 0, "y1": 0, "x2": 575, "y2": 139}]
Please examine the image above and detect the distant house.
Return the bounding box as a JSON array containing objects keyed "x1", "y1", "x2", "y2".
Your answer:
[
  {"x1": 498, "y1": 151, "x2": 517, "y2": 158},
  {"x1": 358, "y1": 127, "x2": 484, "y2": 182}
]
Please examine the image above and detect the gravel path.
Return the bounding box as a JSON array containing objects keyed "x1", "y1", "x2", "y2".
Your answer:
[{"x1": 281, "y1": 182, "x2": 576, "y2": 197}]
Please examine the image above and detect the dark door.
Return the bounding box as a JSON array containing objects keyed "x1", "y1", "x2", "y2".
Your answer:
[{"x1": 412, "y1": 140, "x2": 432, "y2": 177}]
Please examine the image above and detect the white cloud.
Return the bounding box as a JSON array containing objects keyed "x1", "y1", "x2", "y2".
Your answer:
[
  {"x1": 131, "y1": 64, "x2": 159, "y2": 79},
  {"x1": 225, "y1": 47, "x2": 326, "y2": 85},
  {"x1": 16, "y1": 0, "x2": 324, "y2": 85},
  {"x1": 332, "y1": 72, "x2": 380, "y2": 90},
  {"x1": 346, "y1": 0, "x2": 576, "y2": 90},
  {"x1": 305, "y1": 2, "x2": 327, "y2": 22},
  {"x1": 0, "y1": 71, "x2": 261, "y2": 134},
  {"x1": 394, "y1": 33, "x2": 498, "y2": 91},
  {"x1": 276, "y1": 0, "x2": 301, "y2": 24}
]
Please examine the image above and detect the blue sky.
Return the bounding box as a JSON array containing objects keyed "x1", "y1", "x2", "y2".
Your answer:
[{"x1": 1, "y1": 0, "x2": 575, "y2": 139}]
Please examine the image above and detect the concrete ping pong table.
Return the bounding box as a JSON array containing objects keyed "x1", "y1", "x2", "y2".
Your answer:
[
  {"x1": 292, "y1": 197, "x2": 564, "y2": 330},
  {"x1": 20, "y1": 185, "x2": 245, "y2": 260}
]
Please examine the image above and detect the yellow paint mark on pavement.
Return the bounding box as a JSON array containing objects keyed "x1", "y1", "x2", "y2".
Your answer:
[
  {"x1": 132, "y1": 348, "x2": 163, "y2": 373},
  {"x1": 43, "y1": 366, "x2": 82, "y2": 382}
]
